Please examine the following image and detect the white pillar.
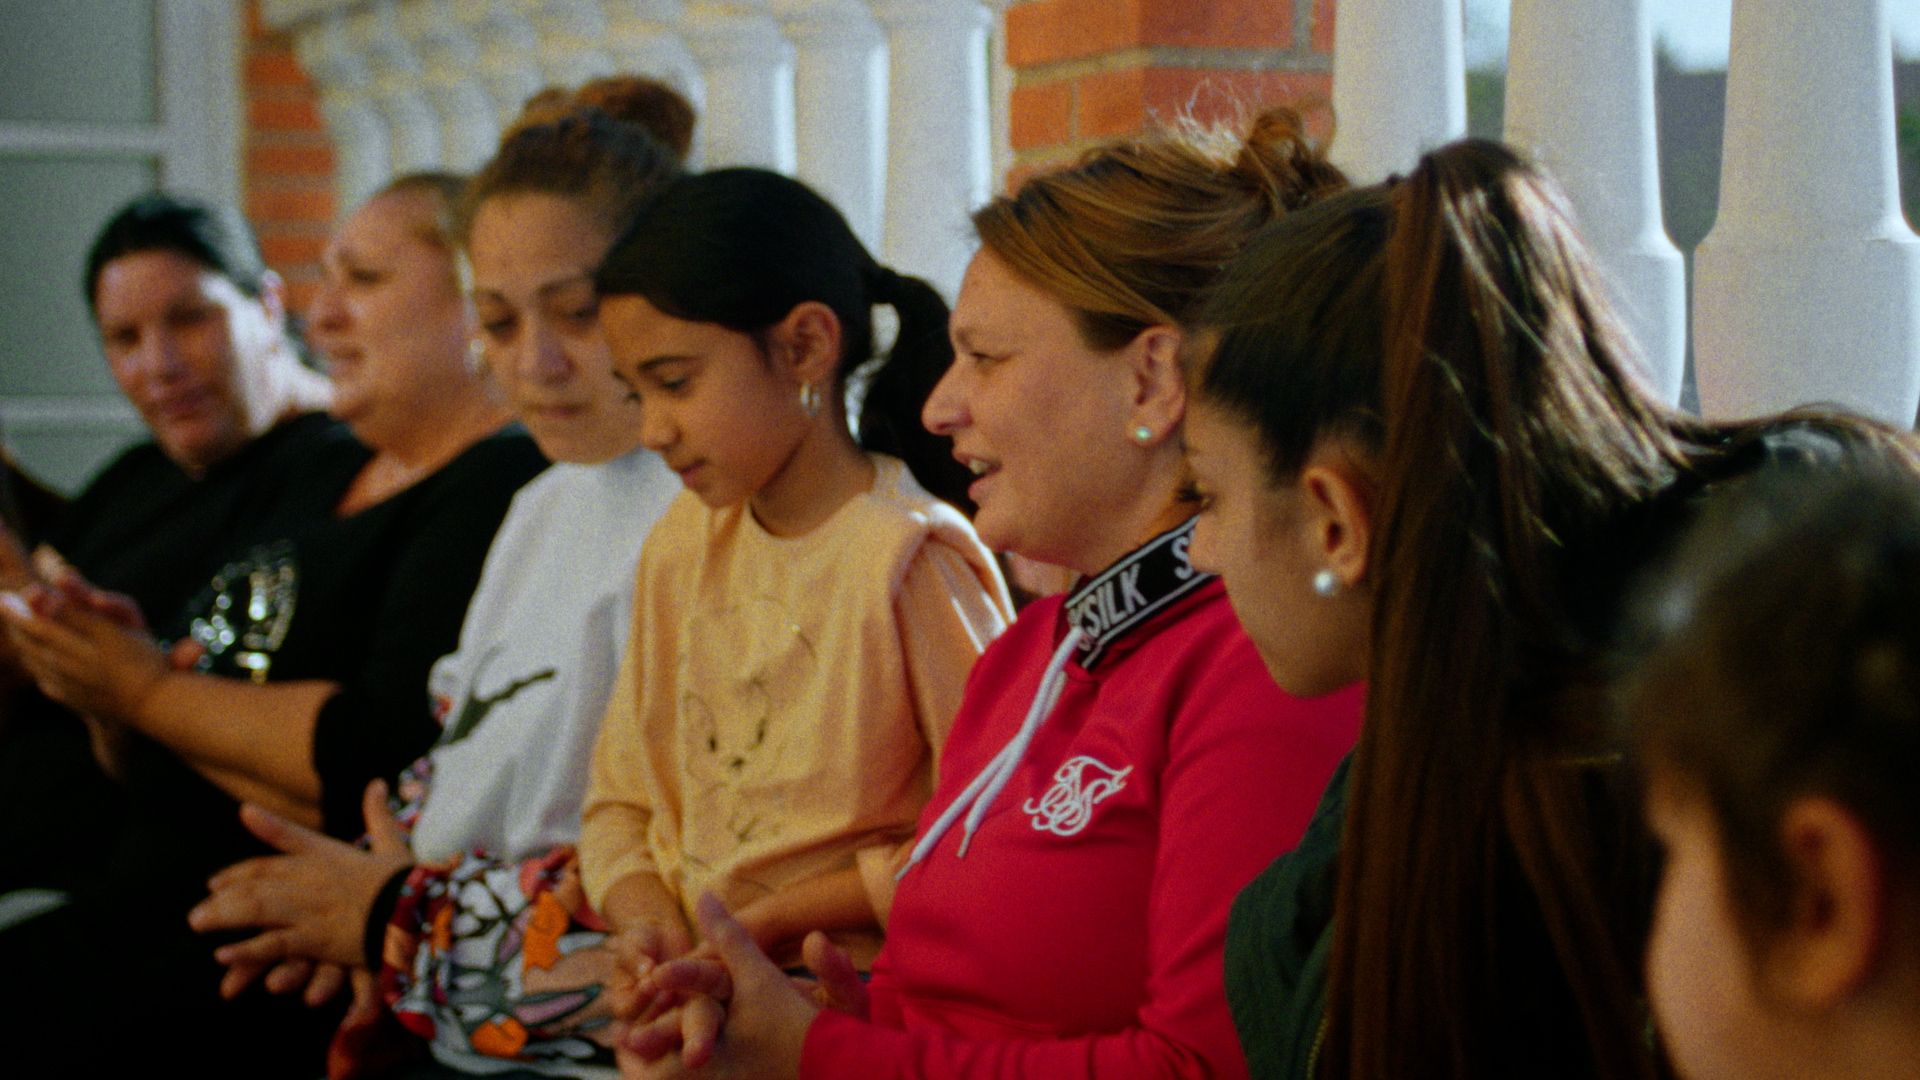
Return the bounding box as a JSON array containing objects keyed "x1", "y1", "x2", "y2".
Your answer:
[
  {"x1": 1692, "y1": 0, "x2": 1920, "y2": 424},
  {"x1": 1329, "y1": 0, "x2": 1465, "y2": 183},
  {"x1": 294, "y1": 14, "x2": 391, "y2": 210},
  {"x1": 681, "y1": 1, "x2": 797, "y2": 170},
  {"x1": 348, "y1": 2, "x2": 443, "y2": 176},
  {"x1": 519, "y1": 0, "x2": 619, "y2": 87},
  {"x1": 454, "y1": 2, "x2": 548, "y2": 128},
  {"x1": 399, "y1": 0, "x2": 502, "y2": 173},
  {"x1": 600, "y1": 0, "x2": 708, "y2": 127},
  {"x1": 775, "y1": 0, "x2": 888, "y2": 252},
  {"x1": 873, "y1": 0, "x2": 992, "y2": 298},
  {"x1": 1504, "y1": 0, "x2": 1687, "y2": 406}
]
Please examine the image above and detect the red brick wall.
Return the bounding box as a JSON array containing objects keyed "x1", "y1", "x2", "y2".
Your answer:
[
  {"x1": 242, "y1": 0, "x2": 333, "y2": 315},
  {"x1": 1002, "y1": 0, "x2": 1336, "y2": 190}
]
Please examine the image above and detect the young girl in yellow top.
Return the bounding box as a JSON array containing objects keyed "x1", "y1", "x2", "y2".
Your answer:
[{"x1": 579, "y1": 169, "x2": 1012, "y2": 980}]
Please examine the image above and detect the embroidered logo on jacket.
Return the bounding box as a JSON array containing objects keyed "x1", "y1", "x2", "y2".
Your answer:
[{"x1": 1023, "y1": 756, "x2": 1133, "y2": 837}]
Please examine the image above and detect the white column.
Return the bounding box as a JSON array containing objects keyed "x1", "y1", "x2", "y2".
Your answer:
[
  {"x1": 348, "y1": 2, "x2": 443, "y2": 176},
  {"x1": 399, "y1": 0, "x2": 502, "y2": 172},
  {"x1": 601, "y1": 0, "x2": 708, "y2": 128},
  {"x1": 1329, "y1": 0, "x2": 1465, "y2": 183},
  {"x1": 1692, "y1": 0, "x2": 1920, "y2": 424},
  {"x1": 293, "y1": 13, "x2": 392, "y2": 209},
  {"x1": 519, "y1": 0, "x2": 618, "y2": 87},
  {"x1": 775, "y1": 0, "x2": 888, "y2": 252},
  {"x1": 681, "y1": 1, "x2": 797, "y2": 170},
  {"x1": 1504, "y1": 0, "x2": 1687, "y2": 405},
  {"x1": 454, "y1": 2, "x2": 548, "y2": 128},
  {"x1": 873, "y1": 0, "x2": 992, "y2": 298}
]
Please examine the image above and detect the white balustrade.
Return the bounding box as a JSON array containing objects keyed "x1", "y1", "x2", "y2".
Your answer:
[
  {"x1": 1330, "y1": 0, "x2": 1465, "y2": 183},
  {"x1": 293, "y1": 13, "x2": 391, "y2": 208},
  {"x1": 348, "y1": 2, "x2": 442, "y2": 178},
  {"x1": 873, "y1": 0, "x2": 992, "y2": 298},
  {"x1": 680, "y1": 1, "x2": 797, "y2": 170},
  {"x1": 601, "y1": 0, "x2": 708, "y2": 152},
  {"x1": 1504, "y1": 0, "x2": 1687, "y2": 405},
  {"x1": 775, "y1": 0, "x2": 888, "y2": 251},
  {"x1": 1693, "y1": 0, "x2": 1920, "y2": 424},
  {"x1": 397, "y1": 0, "x2": 499, "y2": 172},
  {"x1": 449, "y1": 2, "x2": 547, "y2": 128},
  {"x1": 519, "y1": 0, "x2": 618, "y2": 87}
]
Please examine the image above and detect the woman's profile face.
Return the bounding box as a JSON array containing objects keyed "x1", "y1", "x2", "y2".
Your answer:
[
  {"x1": 307, "y1": 189, "x2": 470, "y2": 450},
  {"x1": 1185, "y1": 402, "x2": 1368, "y2": 697},
  {"x1": 468, "y1": 193, "x2": 639, "y2": 465},
  {"x1": 93, "y1": 250, "x2": 282, "y2": 474},
  {"x1": 925, "y1": 249, "x2": 1147, "y2": 572}
]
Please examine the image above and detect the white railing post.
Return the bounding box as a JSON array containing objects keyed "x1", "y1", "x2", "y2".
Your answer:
[
  {"x1": 680, "y1": 0, "x2": 797, "y2": 170},
  {"x1": 774, "y1": 0, "x2": 888, "y2": 252},
  {"x1": 1693, "y1": 0, "x2": 1920, "y2": 424},
  {"x1": 294, "y1": 13, "x2": 391, "y2": 208},
  {"x1": 348, "y1": 2, "x2": 442, "y2": 176},
  {"x1": 451, "y1": 2, "x2": 547, "y2": 128},
  {"x1": 1329, "y1": 0, "x2": 1465, "y2": 183},
  {"x1": 872, "y1": 0, "x2": 992, "y2": 298},
  {"x1": 519, "y1": 0, "x2": 618, "y2": 87},
  {"x1": 398, "y1": 0, "x2": 501, "y2": 172},
  {"x1": 601, "y1": 0, "x2": 708, "y2": 149},
  {"x1": 1504, "y1": 0, "x2": 1687, "y2": 405}
]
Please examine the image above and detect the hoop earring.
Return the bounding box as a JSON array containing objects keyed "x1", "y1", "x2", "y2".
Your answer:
[
  {"x1": 799, "y1": 381, "x2": 822, "y2": 419},
  {"x1": 1312, "y1": 569, "x2": 1340, "y2": 598}
]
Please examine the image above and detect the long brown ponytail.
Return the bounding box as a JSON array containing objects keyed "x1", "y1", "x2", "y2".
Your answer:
[{"x1": 1327, "y1": 140, "x2": 1684, "y2": 1080}]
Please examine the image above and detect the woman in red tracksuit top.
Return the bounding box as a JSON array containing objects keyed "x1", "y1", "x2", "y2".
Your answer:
[{"x1": 612, "y1": 107, "x2": 1364, "y2": 1080}]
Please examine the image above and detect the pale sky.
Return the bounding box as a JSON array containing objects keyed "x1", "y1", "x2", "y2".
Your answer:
[{"x1": 1464, "y1": 0, "x2": 1920, "y2": 72}]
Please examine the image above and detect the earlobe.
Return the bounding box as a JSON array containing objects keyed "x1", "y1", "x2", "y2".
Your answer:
[
  {"x1": 1770, "y1": 797, "x2": 1887, "y2": 1010},
  {"x1": 258, "y1": 270, "x2": 288, "y2": 331}
]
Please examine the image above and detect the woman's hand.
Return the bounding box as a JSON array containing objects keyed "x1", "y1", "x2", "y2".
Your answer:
[
  {"x1": 617, "y1": 892, "x2": 823, "y2": 1079},
  {"x1": 1, "y1": 579, "x2": 167, "y2": 722},
  {"x1": 188, "y1": 780, "x2": 413, "y2": 997}
]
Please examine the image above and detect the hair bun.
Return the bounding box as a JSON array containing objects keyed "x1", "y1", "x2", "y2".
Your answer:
[
  {"x1": 508, "y1": 75, "x2": 696, "y2": 160},
  {"x1": 1233, "y1": 105, "x2": 1346, "y2": 216}
]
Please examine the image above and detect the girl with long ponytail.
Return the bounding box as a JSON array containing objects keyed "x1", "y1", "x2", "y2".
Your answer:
[
  {"x1": 1184, "y1": 138, "x2": 1918, "y2": 1079},
  {"x1": 579, "y1": 168, "x2": 1013, "y2": 995}
]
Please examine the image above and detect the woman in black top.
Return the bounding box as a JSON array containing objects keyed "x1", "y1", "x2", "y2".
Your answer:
[{"x1": 0, "y1": 176, "x2": 543, "y2": 1079}]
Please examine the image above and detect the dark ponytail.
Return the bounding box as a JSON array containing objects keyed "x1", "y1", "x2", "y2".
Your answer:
[
  {"x1": 858, "y1": 266, "x2": 973, "y2": 513},
  {"x1": 594, "y1": 168, "x2": 968, "y2": 509}
]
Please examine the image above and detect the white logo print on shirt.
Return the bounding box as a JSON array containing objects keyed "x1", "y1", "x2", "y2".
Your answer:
[{"x1": 1023, "y1": 756, "x2": 1132, "y2": 837}]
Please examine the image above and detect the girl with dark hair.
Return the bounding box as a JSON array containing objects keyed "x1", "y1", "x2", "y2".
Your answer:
[
  {"x1": 1627, "y1": 467, "x2": 1920, "y2": 1080},
  {"x1": 186, "y1": 85, "x2": 690, "y2": 1078},
  {"x1": 1181, "y1": 138, "x2": 1919, "y2": 1079},
  {"x1": 613, "y1": 111, "x2": 1362, "y2": 1080},
  {"x1": 579, "y1": 167, "x2": 1012, "y2": 998}
]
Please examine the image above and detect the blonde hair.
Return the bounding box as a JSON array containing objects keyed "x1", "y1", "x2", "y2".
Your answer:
[
  {"x1": 373, "y1": 171, "x2": 467, "y2": 252},
  {"x1": 974, "y1": 107, "x2": 1346, "y2": 349}
]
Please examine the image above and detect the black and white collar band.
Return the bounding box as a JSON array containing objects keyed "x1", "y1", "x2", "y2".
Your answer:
[{"x1": 1063, "y1": 516, "x2": 1214, "y2": 672}]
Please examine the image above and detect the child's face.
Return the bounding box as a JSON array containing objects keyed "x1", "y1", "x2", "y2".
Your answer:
[
  {"x1": 1645, "y1": 772, "x2": 1790, "y2": 1080},
  {"x1": 600, "y1": 293, "x2": 812, "y2": 512}
]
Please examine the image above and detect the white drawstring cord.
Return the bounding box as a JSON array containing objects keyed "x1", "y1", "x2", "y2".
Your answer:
[{"x1": 898, "y1": 627, "x2": 1084, "y2": 878}]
